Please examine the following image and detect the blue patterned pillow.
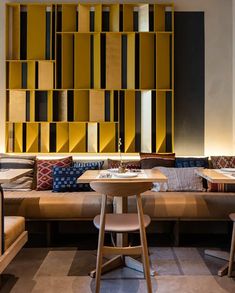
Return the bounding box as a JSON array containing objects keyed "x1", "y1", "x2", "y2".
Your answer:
[
  {"x1": 175, "y1": 157, "x2": 209, "y2": 168},
  {"x1": 52, "y1": 162, "x2": 103, "y2": 192},
  {"x1": 73, "y1": 161, "x2": 104, "y2": 169}
]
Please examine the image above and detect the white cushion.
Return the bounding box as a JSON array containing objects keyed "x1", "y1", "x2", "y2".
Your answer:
[{"x1": 152, "y1": 167, "x2": 204, "y2": 192}]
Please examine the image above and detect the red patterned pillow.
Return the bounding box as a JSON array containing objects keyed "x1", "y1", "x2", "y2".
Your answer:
[
  {"x1": 107, "y1": 159, "x2": 141, "y2": 170},
  {"x1": 211, "y1": 156, "x2": 235, "y2": 169},
  {"x1": 36, "y1": 157, "x2": 73, "y2": 190}
]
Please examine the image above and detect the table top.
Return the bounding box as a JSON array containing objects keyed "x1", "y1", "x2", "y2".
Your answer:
[
  {"x1": 77, "y1": 169, "x2": 167, "y2": 183},
  {"x1": 0, "y1": 169, "x2": 32, "y2": 184},
  {"x1": 196, "y1": 169, "x2": 235, "y2": 184}
]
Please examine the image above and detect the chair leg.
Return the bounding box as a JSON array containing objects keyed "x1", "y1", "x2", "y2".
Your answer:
[
  {"x1": 228, "y1": 222, "x2": 235, "y2": 277},
  {"x1": 136, "y1": 194, "x2": 152, "y2": 293},
  {"x1": 95, "y1": 194, "x2": 107, "y2": 293}
]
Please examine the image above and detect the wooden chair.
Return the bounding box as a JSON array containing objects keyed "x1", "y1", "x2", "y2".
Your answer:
[
  {"x1": 228, "y1": 213, "x2": 235, "y2": 277},
  {"x1": 90, "y1": 181, "x2": 153, "y2": 293}
]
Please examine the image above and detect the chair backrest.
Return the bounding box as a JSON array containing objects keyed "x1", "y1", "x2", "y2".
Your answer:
[{"x1": 90, "y1": 181, "x2": 153, "y2": 197}]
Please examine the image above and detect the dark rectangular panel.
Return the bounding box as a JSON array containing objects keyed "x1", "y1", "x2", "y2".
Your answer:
[
  {"x1": 35, "y1": 91, "x2": 47, "y2": 121},
  {"x1": 174, "y1": 12, "x2": 205, "y2": 155},
  {"x1": 122, "y1": 35, "x2": 127, "y2": 89}
]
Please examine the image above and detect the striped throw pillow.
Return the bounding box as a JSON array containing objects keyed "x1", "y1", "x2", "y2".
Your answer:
[{"x1": 0, "y1": 155, "x2": 36, "y2": 191}]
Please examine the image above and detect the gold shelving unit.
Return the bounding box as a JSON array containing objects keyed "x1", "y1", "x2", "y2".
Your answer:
[{"x1": 5, "y1": 2, "x2": 174, "y2": 153}]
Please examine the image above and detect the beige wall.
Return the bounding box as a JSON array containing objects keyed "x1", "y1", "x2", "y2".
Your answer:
[{"x1": 0, "y1": 0, "x2": 233, "y2": 155}]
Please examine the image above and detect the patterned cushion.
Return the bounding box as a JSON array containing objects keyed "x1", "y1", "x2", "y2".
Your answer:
[
  {"x1": 107, "y1": 159, "x2": 141, "y2": 170},
  {"x1": 0, "y1": 155, "x2": 36, "y2": 191},
  {"x1": 175, "y1": 157, "x2": 209, "y2": 168},
  {"x1": 74, "y1": 161, "x2": 104, "y2": 169},
  {"x1": 211, "y1": 156, "x2": 235, "y2": 169},
  {"x1": 36, "y1": 157, "x2": 73, "y2": 191},
  {"x1": 52, "y1": 162, "x2": 102, "y2": 192},
  {"x1": 152, "y1": 167, "x2": 204, "y2": 192}
]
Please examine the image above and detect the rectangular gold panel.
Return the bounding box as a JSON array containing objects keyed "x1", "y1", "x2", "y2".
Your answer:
[
  {"x1": 38, "y1": 61, "x2": 54, "y2": 89},
  {"x1": 94, "y1": 4, "x2": 102, "y2": 32},
  {"x1": 78, "y1": 4, "x2": 89, "y2": 32},
  {"x1": 99, "y1": 122, "x2": 116, "y2": 153},
  {"x1": 87, "y1": 122, "x2": 98, "y2": 153},
  {"x1": 62, "y1": 4, "x2": 77, "y2": 32},
  {"x1": 106, "y1": 34, "x2": 121, "y2": 89},
  {"x1": 6, "y1": 123, "x2": 14, "y2": 152},
  {"x1": 74, "y1": 90, "x2": 89, "y2": 121},
  {"x1": 9, "y1": 90, "x2": 26, "y2": 122},
  {"x1": 127, "y1": 33, "x2": 135, "y2": 89},
  {"x1": 27, "y1": 5, "x2": 46, "y2": 59},
  {"x1": 69, "y1": 122, "x2": 86, "y2": 152},
  {"x1": 156, "y1": 34, "x2": 171, "y2": 89},
  {"x1": 93, "y1": 34, "x2": 100, "y2": 89},
  {"x1": 56, "y1": 91, "x2": 67, "y2": 121},
  {"x1": 56, "y1": 123, "x2": 69, "y2": 152},
  {"x1": 14, "y1": 122, "x2": 23, "y2": 152},
  {"x1": 124, "y1": 91, "x2": 135, "y2": 152},
  {"x1": 26, "y1": 123, "x2": 39, "y2": 152},
  {"x1": 74, "y1": 34, "x2": 90, "y2": 89},
  {"x1": 156, "y1": 92, "x2": 166, "y2": 152},
  {"x1": 27, "y1": 61, "x2": 36, "y2": 89},
  {"x1": 8, "y1": 62, "x2": 21, "y2": 89},
  {"x1": 123, "y1": 4, "x2": 134, "y2": 32},
  {"x1": 62, "y1": 34, "x2": 73, "y2": 89},
  {"x1": 89, "y1": 90, "x2": 105, "y2": 122},
  {"x1": 29, "y1": 90, "x2": 35, "y2": 122},
  {"x1": 139, "y1": 33, "x2": 155, "y2": 89},
  {"x1": 40, "y1": 122, "x2": 50, "y2": 152},
  {"x1": 6, "y1": 4, "x2": 20, "y2": 60},
  {"x1": 109, "y1": 4, "x2": 119, "y2": 32},
  {"x1": 154, "y1": 4, "x2": 165, "y2": 31},
  {"x1": 47, "y1": 91, "x2": 53, "y2": 122}
]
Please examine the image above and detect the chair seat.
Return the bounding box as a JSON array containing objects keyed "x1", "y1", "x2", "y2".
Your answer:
[
  {"x1": 229, "y1": 213, "x2": 235, "y2": 221},
  {"x1": 4, "y1": 216, "x2": 25, "y2": 250},
  {"x1": 94, "y1": 213, "x2": 151, "y2": 232}
]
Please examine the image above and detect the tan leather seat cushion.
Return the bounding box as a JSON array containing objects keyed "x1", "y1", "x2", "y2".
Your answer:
[
  {"x1": 4, "y1": 216, "x2": 25, "y2": 250},
  {"x1": 4, "y1": 191, "x2": 113, "y2": 219},
  {"x1": 114, "y1": 191, "x2": 235, "y2": 219}
]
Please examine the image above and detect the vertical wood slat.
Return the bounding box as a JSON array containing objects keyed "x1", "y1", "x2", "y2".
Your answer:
[
  {"x1": 156, "y1": 91, "x2": 166, "y2": 152},
  {"x1": 9, "y1": 90, "x2": 26, "y2": 122},
  {"x1": 74, "y1": 90, "x2": 89, "y2": 121},
  {"x1": 106, "y1": 34, "x2": 121, "y2": 89},
  {"x1": 69, "y1": 122, "x2": 86, "y2": 152},
  {"x1": 99, "y1": 122, "x2": 116, "y2": 152},
  {"x1": 87, "y1": 123, "x2": 98, "y2": 152},
  {"x1": 14, "y1": 122, "x2": 23, "y2": 152},
  {"x1": 61, "y1": 4, "x2": 77, "y2": 32},
  {"x1": 40, "y1": 122, "x2": 50, "y2": 152},
  {"x1": 38, "y1": 61, "x2": 54, "y2": 90},
  {"x1": 56, "y1": 122, "x2": 69, "y2": 152},
  {"x1": 127, "y1": 33, "x2": 135, "y2": 89},
  {"x1": 124, "y1": 90, "x2": 135, "y2": 152},
  {"x1": 27, "y1": 5, "x2": 46, "y2": 59},
  {"x1": 89, "y1": 90, "x2": 105, "y2": 122},
  {"x1": 8, "y1": 62, "x2": 22, "y2": 89},
  {"x1": 62, "y1": 34, "x2": 73, "y2": 89},
  {"x1": 26, "y1": 123, "x2": 39, "y2": 152},
  {"x1": 6, "y1": 4, "x2": 20, "y2": 60},
  {"x1": 141, "y1": 90, "x2": 152, "y2": 152}
]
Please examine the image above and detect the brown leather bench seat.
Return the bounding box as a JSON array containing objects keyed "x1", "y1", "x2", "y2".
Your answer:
[
  {"x1": 114, "y1": 191, "x2": 235, "y2": 220},
  {"x1": 4, "y1": 216, "x2": 25, "y2": 250},
  {"x1": 3, "y1": 190, "x2": 235, "y2": 220},
  {"x1": 4, "y1": 191, "x2": 113, "y2": 219}
]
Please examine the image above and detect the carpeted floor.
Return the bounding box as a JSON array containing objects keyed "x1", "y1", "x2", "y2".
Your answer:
[{"x1": 1, "y1": 247, "x2": 235, "y2": 292}]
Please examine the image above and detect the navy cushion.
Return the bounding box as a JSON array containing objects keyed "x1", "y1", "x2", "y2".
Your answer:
[
  {"x1": 175, "y1": 157, "x2": 209, "y2": 168},
  {"x1": 53, "y1": 161, "x2": 104, "y2": 192}
]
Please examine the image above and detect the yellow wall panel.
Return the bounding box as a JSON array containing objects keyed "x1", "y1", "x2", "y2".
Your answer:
[
  {"x1": 89, "y1": 90, "x2": 105, "y2": 122},
  {"x1": 94, "y1": 4, "x2": 102, "y2": 32},
  {"x1": 38, "y1": 61, "x2": 54, "y2": 90},
  {"x1": 8, "y1": 62, "x2": 21, "y2": 89},
  {"x1": 78, "y1": 4, "x2": 89, "y2": 32},
  {"x1": 74, "y1": 34, "x2": 90, "y2": 89},
  {"x1": 99, "y1": 122, "x2": 116, "y2": 153},
  {"x1": 6, "y1": 4, "x2": 20, "y2": 60},
  {"x1": 156, "y1": 92, "x2": 166, "y2": 152},
  {"x1": 127, "y1": 33, "x2": 135, "y2": 89},
  {"x1": 56, "y1": 123, "x2": 69, "y2": 152},
  {"x1": 27, "y1": 61, "x2": 36, "y2": 89},
  {"x1": 74, "y1": 90, "x2": 89, "y2": 121},
  {"x1": 9, "y1": 90, "x2": 26, "y2": 122},
  {"x1": 29, "y1": 90, "x2": 35, "y2": 122},
  {"x1": 124, "y1": 91, "x2": 135, "y2": 152},
  {"x1": 14, "y1": 123, "x2": 23, "y2": 152},
  {"x1": 40, "y1": 123, "x2": 50, "y2": 152},
  {"x1": 27, "y1": 5, "x2": 46, "y2": 59},
  {"x1": 62, "y1": 34, "x2": 74, "y2": 89},
  {"x1": 87, "y1": 123, "x2": 98, "y2": 152},
  {"x1": 26, "y1": 123, "x2": 39, "y2": 152},
  {"x1": 6, "y1": 123, "x2": 14, "y2": 152},
  {"x1": 140, "y1": 33, "x2": 155, "y2": 89},
  {"x1": 62, "y1": 4, "x2": 77, "y2": 32},
  {"x1": 123, "y1": 4, "x2": 134, "y2": 32},
  {"x1": 108, "y1": 4, "x2": 119, "y2": 32},
  {"x1": 154, "y1": 4, "x2": 165, "y2": 32},
  {"x1": 106, "y1": 34, "x2": 121, "y2": 89},
  {"x1": 69, "y1": 123, "x2": 86, "y2": 152},
  {"x1": 156, "y1": 34, "x2": 171, "y2": 89},
  {"x1": 47, "y1": 91, "x2": 53, "y2": 122}
]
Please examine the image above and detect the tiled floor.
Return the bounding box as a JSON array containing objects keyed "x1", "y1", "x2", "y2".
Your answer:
[{"x1": 1, "y1": 247, "x2": 235, "y2": 293}]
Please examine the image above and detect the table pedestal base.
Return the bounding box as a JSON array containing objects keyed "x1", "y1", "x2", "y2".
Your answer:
[
  {"x1": 90, "y1": 255, "x2": 156, "y2": 278},
  {"x1": 205, "y1": 249, "x2": 230, "y2": 276}
]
